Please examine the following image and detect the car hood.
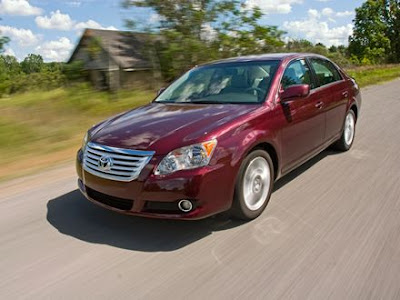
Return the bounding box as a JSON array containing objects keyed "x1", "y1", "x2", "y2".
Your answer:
[{"x1": 91, "y1": 102, "x2": 259, "y2": 154}]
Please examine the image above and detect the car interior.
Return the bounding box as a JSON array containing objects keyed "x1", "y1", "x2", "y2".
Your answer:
[{"x1": 159, "y1": 62, "x2": 279, "y2": 103}]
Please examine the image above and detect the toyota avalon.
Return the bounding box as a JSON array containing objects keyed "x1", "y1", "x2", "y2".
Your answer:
[{"x1": 76, "y1": 53, "x2": 361, "y2": 220}]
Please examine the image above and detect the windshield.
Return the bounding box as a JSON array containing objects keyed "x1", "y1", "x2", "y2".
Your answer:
[{"x1": 155, "y1": 61, "x2": 280, "y2": 104}]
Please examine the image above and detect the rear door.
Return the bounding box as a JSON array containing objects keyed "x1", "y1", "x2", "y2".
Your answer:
[
  {"x1": 279, "y1": 59, "x2": 325, "y2": 173},
  {"x1": 309, "y1": 58, "x2": 348, "y2": 142}
]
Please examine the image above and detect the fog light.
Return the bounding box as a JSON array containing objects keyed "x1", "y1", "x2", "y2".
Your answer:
[{"x1": 178, "y1": 200, "x2": 193, "y2": 213}]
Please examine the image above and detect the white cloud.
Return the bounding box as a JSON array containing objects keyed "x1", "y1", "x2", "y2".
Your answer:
[
  {"x1": 321, "y1": 7, "x2": 336, "y2": 22},
  {"x1": 308, "y1": 9, "x2": 320, "y2": 18},
  {"x1": 245, "y1": 0, "x2": 303, "y2": 14},
  {"x1": 35, "y1": 10, "x2": 75, "y2": 31},
  {"x1": 0, "y1": 25, "x2": 39, "y2": 46},
  {"x1": 283, "y1": 9, "x2": 353, "y2": 46},
  {"x1": 336, "y1": 10, "x2": 353, "y2": 17},
  {"x1": 0, "y1": 0, "x2": 42, "y2": 16},
  {"x1": 36, "y1": 37, "x2": 74, "y2": 62},
  {"x1": 35, "y1": 10, "x2": 117, "y2": 33},
  {"x1": 75, "y1": 19, "x2": 117, "y2": 31},
  {"x1": 321, "y1": 7, "x2": 354, "y2": 18},
  {"x1": 3, "y1": 47, "x2": 16, "y2": 57},
  {"x1": 322, "y1": 7, "x2": 334, "y2": 16}
]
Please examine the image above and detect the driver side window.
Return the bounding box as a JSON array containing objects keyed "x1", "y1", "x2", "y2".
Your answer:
[{"x1": 281, "y1": 59, "x2": 312, "y2": 90}]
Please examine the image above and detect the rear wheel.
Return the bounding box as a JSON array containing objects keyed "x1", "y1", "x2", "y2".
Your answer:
[
  {"x1": 333, "y1": 110, "x2": 356, "y2": 151},
  {"x1": 232, "y1": 150, "x2": 274, "y2": 220}
]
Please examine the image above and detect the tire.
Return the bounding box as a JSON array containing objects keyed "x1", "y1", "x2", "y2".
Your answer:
[
  {"x1": 333, "y1": 110, "x2": 356, "y2": 151},
  {"x1": 231, "y1": 150, "x2": 274, "y2": 220}
]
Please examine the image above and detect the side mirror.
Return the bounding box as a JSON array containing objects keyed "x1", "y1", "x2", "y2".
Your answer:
[
  {"x1": 280, "y1": 84, "x2": 310, "y2": 101},
  {"x1": 157, "y1": 87, "x2": 166, "y2": 96}
]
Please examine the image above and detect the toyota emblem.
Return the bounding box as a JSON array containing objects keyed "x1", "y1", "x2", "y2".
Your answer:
[{"x1": 98, "y1": 156, "x2": 113, "y2": 171}]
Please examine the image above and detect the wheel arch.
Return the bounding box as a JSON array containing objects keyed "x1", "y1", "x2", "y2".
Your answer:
[
  {"x1": 248, "y1": 142, "x2": 279, "y2": 180},
  {"x1": 350, "y1": 104, "x2": 358, "y2": 121}
]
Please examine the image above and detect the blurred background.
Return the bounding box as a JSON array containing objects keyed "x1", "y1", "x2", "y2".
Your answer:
[{"x1": 0, "y1": 0, "x2": 399, "y2": 180}]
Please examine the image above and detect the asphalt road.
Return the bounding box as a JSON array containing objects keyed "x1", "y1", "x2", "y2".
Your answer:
[{"x1": 1, "y1": 79, "x2": 400, "y2": 300}]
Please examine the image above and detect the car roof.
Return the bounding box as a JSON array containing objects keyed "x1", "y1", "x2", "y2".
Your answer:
[{"x1": 202, "y1": 53, "x2": 326, "y2": 66}]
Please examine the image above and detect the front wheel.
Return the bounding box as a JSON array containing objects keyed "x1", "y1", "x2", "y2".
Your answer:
[
  {"x1": 232, "y1": 150, "x2": 274, "y2": 220},
  {"x1": 333, "y1": 110, "x2": 356, "y2": 151}
]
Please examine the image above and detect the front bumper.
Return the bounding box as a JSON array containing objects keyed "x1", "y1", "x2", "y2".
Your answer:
[{"x1": 76, "y1": 149, "x2": 236, "y2": 220}]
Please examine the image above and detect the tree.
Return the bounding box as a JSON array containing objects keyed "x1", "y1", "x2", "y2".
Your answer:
[
  {"x1": 122, "y1": 0, "x2": 285, "y2": 81},
  {"x1": 0, "y1": 18, "x2": 10, "y2": 53},
  {"x1": 21, "y1": 54, "x2": 44, "y2": 74},
  {"x1": 0, "y1": 55, "x2": 21, "y2": 75},
  {"x1": 213, "y1": 6, "x2": 285, "y2": 58},
  {"x1": 0, "y1": 36, "x2": 9, "y2": 54},
  {"x1": 349, "y1": 0, "x2": 400, "y2": 63},
  {"x1": 329, "y1": 45, "x2": 338, "y2": 53},
  {"x1": 86, "y1": 37, "x2": 103, "y2": 60},
  {"x1": 315, "y1": 42, "x2": 326, "y2": 49},
  {"x1": 0, "y1": 55, "x2": 21, "y2": 96},
  {"x1": 286, "y1": 39, "x2": 314, "y2": 52},
  {"x1": 63, "y1": 60, "x2": 87, "y2": 81},
  {"x1": 385, "y1": 0, "x2": 400, "y2": 62}
]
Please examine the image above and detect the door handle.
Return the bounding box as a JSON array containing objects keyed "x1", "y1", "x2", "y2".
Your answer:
[
  {"x1": 315, "y1": 101, "x2": 324, "y2": 109},
  {"x1": 342, "y1": 91, "x2": 349, "y2": 98}
]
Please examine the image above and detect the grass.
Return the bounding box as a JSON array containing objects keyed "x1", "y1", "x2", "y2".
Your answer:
[
  {"x1": 1, "y1": 65, "x2": 399, "y2": 181},
  {"x1": 0, "y1": 84, "x2": 153, "y2": 180},
  {"x1": 346, "y1": 64, "x2": 400, "y2": 87}
]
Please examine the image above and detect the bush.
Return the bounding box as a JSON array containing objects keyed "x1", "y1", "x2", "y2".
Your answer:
[
  {"x1": 62, "y1": 60, "x2": 87, "y2": 82},
  {"x1": 0, "y1": 71, "x2": 67, "y2": 96}
]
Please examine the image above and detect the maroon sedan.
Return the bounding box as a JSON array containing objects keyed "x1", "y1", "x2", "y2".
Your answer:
[{"x1": 76, "y1": 53, "x2": 361, "y2": 220}]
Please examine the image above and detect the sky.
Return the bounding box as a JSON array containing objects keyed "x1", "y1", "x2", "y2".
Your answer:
[{"x1": 0, "y1": 0, "x2": 365, "y2": 62}]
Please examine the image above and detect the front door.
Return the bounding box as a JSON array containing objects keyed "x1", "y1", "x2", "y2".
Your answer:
[{"x1": 279, "y1": 59, "x2": 325, "y2": 173}]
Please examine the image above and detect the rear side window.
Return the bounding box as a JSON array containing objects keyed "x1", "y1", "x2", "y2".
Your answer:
[
  {"x1": 281, "y1": 59, "x2": 313, "y2": 90},
  {"x1": 310, "y1": 59, "x2": 342, "y2": 87}
]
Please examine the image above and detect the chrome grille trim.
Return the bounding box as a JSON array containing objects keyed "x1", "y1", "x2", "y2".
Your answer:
[{"x1": 83, "y1": 142, "x2": 155, "y2": 182}]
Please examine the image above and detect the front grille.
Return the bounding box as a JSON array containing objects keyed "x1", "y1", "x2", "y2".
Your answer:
[
  {"x1": 83, "y1": 142, "x2": 155, "y2": 182},
  {"x1": 86, "y1": 186, "x2": 134, "y2": 210}
]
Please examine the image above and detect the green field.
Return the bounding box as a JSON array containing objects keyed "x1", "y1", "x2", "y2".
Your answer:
[
  {"x1": 0, "y1": 84, "x2": 153, "y2": 179},
  {"x1": 347, "y1": 65, "x2": 400, "y2": 87},
  {"x1": 1, "y1": 65, "x2": 399, "y2": 180}
]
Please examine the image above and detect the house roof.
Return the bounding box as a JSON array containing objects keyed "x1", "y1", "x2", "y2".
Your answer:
[{"x1": 69, "y1": 29, "x2": 155, "y2": 70}]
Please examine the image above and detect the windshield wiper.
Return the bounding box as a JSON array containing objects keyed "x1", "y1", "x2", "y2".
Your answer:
[
  {"x1": 189, "y1": 99, "x2": 225, "y2": 104},
  {"x1": 155, "y1": 99, "x2": 225, "y2": 104}
]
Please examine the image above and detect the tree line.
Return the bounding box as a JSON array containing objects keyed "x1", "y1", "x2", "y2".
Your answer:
[
  {"x1": 122, "y1": 0, "x2": 400, "y2": 80},
  {"x1": 0, "y1": 53, "x2": 84, "y2": 96},
  {"x1": 349, "y1": 0, "x2": 400, "y2": 64},
  {"x1": 123, "y1": 0, "x2": 351, "y2": 81}
]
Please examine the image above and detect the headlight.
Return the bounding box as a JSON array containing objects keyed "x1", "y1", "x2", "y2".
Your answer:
[
  {"x1": 82, "y1": 132, "x2": 89, "y2": 151},
  {"x1": 155, "y1": 139, "x2": 217, "y2": 175}
]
